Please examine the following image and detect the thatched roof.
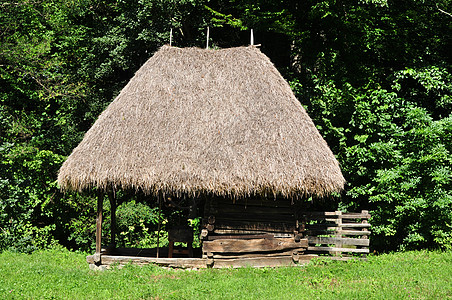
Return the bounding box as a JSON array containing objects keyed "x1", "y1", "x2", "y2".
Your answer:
[{"x1": 58, "y1": 45, "x2": 345, "y2": 198}]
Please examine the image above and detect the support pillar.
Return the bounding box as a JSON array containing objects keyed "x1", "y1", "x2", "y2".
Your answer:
[
  {"x1": 108, "y1": 192, "x2": 116, "y2": 249},
  {"x1": 96, "y1": 192, "x2": 104, "y2": 254}
]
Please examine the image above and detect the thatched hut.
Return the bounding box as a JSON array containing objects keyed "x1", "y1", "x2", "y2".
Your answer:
[{"x1": 58, "y1": 45, "x2": 346, "y2": 268}]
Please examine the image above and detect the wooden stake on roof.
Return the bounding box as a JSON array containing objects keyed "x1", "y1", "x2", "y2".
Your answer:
[
  {"x1": 170, "y1": 28, "x2": 173, "y2": 46},
  {"x1": 206, "y1": 27, "x2": 210, "y2": 49},
  {"x1": 250, "y1": 29, "x2": 254, "y2": 46}
]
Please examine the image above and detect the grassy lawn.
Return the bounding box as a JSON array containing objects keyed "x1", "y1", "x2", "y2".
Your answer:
[{"x1": 0, "y1": 248, "x2": 451, "y2": 299}]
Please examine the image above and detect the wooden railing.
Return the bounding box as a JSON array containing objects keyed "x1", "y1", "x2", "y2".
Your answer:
[{"x1": 301, "y1": 210, "x2": 371, "y2": 258}]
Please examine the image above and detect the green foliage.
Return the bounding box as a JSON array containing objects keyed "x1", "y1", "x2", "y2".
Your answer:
[
  {"x1": 114, "y1": 200, "x2": 164, "y2": 248},
  {"x1": 0, "y1": 249, "x2": 451, "y2": 299}
]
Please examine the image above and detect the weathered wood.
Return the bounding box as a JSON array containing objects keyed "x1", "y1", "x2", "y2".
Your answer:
[
  {"x1": 211, "y1": 256, "x2": 304, "y2": 268},
  {"x1": 203, "y1": 238, "x2": 308, "y2": 253},
  {"x1": 214, "y1": 197, "x2": 295, "y2": 208},
  {"x1": 308, "y1": 236, "x2": 370, "y2": 247},
  {"x1": 213, "y1": 229, "x2": 292, "y2": 236},
  {"x1": 303, "y1": 211, "x2": 370, "y2": 219},
  {"x1": 305, "y1": 229, "x2": 371, "y2": 236},
  {"x1": 209, "y1": 204, "x2": 295, "y2": 215},
  {"x1": 100, "y1": 255, "x2": 208, "y2": 268},
  {"x1": 207, "y1": 234, "x2": 274, "y2": 240},
  {"x1": 341, "y1": 223, "x2": 371, "y2": 228},
  {"x1": 214, "y1": 220, "x2": 295, "y2": 233},
  {"x1": 96, "y1": 192, "x2": 104, "y2": 254},
  {"x1": 306, "y1": 223, "x2": 370, "y2": 228},
  {"x1": 107, "y1": 192, "x2": 116, "y2": 248},
  {"x1": 210, "y1": 213, "x2": 295, "y2": 223},
  {"x1": 209, "y1": 248, "x2": 305, "y2": 259},
  {"x1": 307, "y1": 246, "x2": 369, "y2": 253},
  {"x1": 334, "y1": 211, "x2": 343, "y2": 255},
  {"x1": 201, "y1": 229, "x2": 209, "y2": 239},
  {"x1": 208, "y1": 215, "x2": 215, "y2": 224}
]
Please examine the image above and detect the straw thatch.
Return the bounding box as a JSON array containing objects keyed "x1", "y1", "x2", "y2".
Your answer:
[{"x1": 58, "y1": 45, "x2": 345, "y2": 198}]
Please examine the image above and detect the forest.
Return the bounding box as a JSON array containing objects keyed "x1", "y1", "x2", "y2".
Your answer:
[{"x1": 0, "y1": 0, "x2": 451, "y2": 253}]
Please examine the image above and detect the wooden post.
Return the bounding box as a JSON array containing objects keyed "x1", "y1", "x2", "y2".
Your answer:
[
  {"x1": 206, "y1": 27, "x2": 210, "y2": 49},
  {"x1": 96, "y1": 192, "x2": 104, "y2": 254},
  {"x1": 108, "y1": 191, "x2": 116, "y2": 249},
  {"x1": 156, "y1": 194, "x2": 162, "y2": 258},
  {"x1": 361, "y1": 210, "x2": 369, "y2": 258},
  {"x1": 334, "y1": 211, "x2": 343, "y2": 256}
]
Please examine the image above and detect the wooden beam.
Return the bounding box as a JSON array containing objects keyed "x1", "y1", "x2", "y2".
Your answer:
[
  {"x1": 207, "y1": 234, "x2": 274, "y2": 241},
  {"x1": 203, "y1": 238, "x2": 308, "y2": 254},
  {"x1": 308, "y1": 236, "x2": 370, "y2": 247},
  {"x1": 96, "y1": 192, "x2": 104, "y2": 254},
  {"x1": 307, "y1": 246, "x2": 369, "y2": 253},
  {"x1": 305, "y1": 229, "x2": 371, "y2": 236},
  {"x1": 107, "y1": 191, "x2": 116, "y2": 248}
]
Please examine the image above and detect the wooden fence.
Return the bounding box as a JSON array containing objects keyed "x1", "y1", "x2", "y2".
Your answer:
[{"x1": 301, "y1": 210, "x2": 371, "y2": 258}]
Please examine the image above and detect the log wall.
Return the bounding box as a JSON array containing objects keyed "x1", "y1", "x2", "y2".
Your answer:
[
  {"x1": 201, "y1": 197, "x2": 306, "y2": 265},
  {"x1": 202, "y1": 197, "x2": 371, "y2": 263}
]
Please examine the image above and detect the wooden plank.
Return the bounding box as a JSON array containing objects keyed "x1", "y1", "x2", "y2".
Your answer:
[
  {"x1": 203, "y1": 238, "x2": 308, "y2": 253},
  {"x1": 307, "y1": 246, "x2": 369, "y2": 253},
  {"x1": 208, "y1": 234, "x2": 274, "y2": 240},
  {"x1": 341, "y1": 223, "x2": 371, "y2": 228},
  {"x1": 305, "y1": 229, "x2": 371, "y2": 236},
  {"x1": 213, "y1": 229, "x2": 292, "y2": 236},
  {"x1": 211, "y1": 256, "x2": 299, "y2": 268},
  {"x1": 211, "y1": 248, "x2": 306, "y2": 259},
  {"x1": 342, "y1": 213, "x2": 371, "y2": 219},
  {"x1": 308, "y1": 236, "x2": 370, "y2": 247},
  {"x1": 302, "y1": 211, "x2": 340, "y2": 217},
  {"x1": 100, "y1": 255, "x2": 207, "y2": 268},
  {"x1": 307, "y1": 223, "x2": 370, "y2": 229},
  {"x1": 302, "y1": 211, "x2": 371, "y2": 219}
]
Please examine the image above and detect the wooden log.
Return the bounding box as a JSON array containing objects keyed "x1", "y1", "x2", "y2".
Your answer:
[
  {"x1": 96, "y1": 192, "x2": 104, "y2": 254},
  {"x1": 213, "y1": 229, "x2": 292, "y2": 236},
  {"x1": 207, "y1": 234, "x2": 274, "y2": 240},
  {"x1": 211, "y1": 256, "x2": 293, "y2": 268},
  {"x1": 203, "y1": 238, "x2": 308, "y2": 253},
  {"x1": 308, "y1": 236, "x2": 370, "y2": 247},
  {"x1": 211, "y1": 256, "x2": 302, "y2": 268},
  {"x1": 201, "y1": 229, "x2": 209, "y2": 239},
  {"x1": 210, "y1": 248, "x2": 305, "y2": 259},
  {"x1": 307, "y1": 246, "x2": 369, "y2": 253},
  {"x1": 107, "y1": 192, "x2": 116, "y2": 248},
  {"x1": 100, "y1": 256, "x2": 208, "y2": 268}
]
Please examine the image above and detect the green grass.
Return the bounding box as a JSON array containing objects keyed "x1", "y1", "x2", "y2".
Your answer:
[{"x1": 0, "y1": 248, "x2": 451, "y2": 299}]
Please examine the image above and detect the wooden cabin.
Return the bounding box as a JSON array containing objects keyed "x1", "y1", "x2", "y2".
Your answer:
[{"x1": 57, "y1": 45, "x2": 366, "y2": 269}]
